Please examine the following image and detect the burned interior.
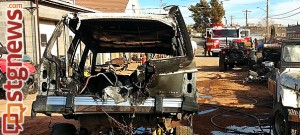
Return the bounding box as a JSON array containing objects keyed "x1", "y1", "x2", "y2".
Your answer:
[
  {"x1": 33, "y1": 5, "x2": 197, "y2": 113},
  {"x1": 32, "y1": 6, "x2": 198, "y2": 124}
]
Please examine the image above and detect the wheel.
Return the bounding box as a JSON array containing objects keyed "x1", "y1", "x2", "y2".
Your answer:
[
  {"x1": 79, "y1": 128, "x2": 89, "y2": 135},
  {"x1": 228, "y1": 64, "x2": 234, "y2": 69},
  {"x1": 175, "y1": 126, "x2": 193, "y2": 135},
  {"x1": 273, "y1": 102, "x2": 289, "y2": 135},
  {"x1": 272, "y1": 103, "x2": 300, "y2": 135},
  {"x1": 219, "y1": 60, "x2": 227, "y2": 72},
  {"x1": 249, "y1": 60, "x2": 254, "y2": 70},
  {"x1": 50, "y1": 123, "x2": 77, "y2": 135},
  {"x1": 212, "y1": 53, "x2": 218, "y2": 57}
]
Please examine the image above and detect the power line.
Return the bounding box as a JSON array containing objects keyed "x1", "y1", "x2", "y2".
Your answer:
[
  {"x1": 271, "y1": 10, "x2": 300, "y2": 19},
  {"x1": 270, "y1": 6, "x2": 300, "y2": 17}
]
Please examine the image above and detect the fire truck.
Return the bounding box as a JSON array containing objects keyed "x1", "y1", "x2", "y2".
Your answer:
[{"x1": 205, "y1": 25, "x2": 251, "y2": 56}]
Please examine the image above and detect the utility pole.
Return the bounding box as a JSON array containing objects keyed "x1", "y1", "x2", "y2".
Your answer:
[
  {"x1": 230, "y1": 15, "x2": 234, "y2": 26},
  {"x1": 243, "y1": 10, "x2": 252, "y2": 27},
  {"x1": 266, "y1": 0, "x2": 269, "y2": 39}
]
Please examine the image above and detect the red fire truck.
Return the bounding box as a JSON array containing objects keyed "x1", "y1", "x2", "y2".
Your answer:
[{"x1": 205, "y1": 25, "x2": 251, "y2": 56}]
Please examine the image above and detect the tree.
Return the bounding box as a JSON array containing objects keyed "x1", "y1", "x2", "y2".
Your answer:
[
  {"x1": 210, "y1": 0, "x2": 225, "y2": 25},
  {"x1": 189, "y1": 0, "x2": 210, "y2": 33},
  {"x1": 189, "y1": 0, "x2": 225, "y2": 32}
]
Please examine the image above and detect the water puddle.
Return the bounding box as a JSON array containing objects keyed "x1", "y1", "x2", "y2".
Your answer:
[
  {"x1": 197, "y1": 108, "x2": 218, "y2": 116},
  {"x1": 200, "y1": 95, "x2": 213, "y2": 99},
  {"x1": 211, "y1": 125, "x2": 272, "y2": 135},
  {"x1": 209, "y1": 101, "x2": 218, "y2": 105}
]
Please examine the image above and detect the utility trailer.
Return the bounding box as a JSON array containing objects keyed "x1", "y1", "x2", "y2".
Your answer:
[{"x1": 31, "y1": 6, "x2": 198, "y2": 135}]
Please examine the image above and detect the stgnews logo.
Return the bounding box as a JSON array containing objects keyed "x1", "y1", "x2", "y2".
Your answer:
[{"x1": 1, "y1": 3, "x2": 28, "y2": 135}]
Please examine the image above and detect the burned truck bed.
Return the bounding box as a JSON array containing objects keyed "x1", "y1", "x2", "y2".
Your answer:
[{"x1": 31, "y1": 6, "x2": 198, "y2": 134}]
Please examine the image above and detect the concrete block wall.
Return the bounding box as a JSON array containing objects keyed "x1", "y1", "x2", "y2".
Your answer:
[{"x1": 0, "y1": 1, "x2": 38, "y2": 64}]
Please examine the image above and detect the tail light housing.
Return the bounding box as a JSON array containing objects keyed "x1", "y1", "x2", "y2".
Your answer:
[{"x1": 246, "y1": 51, "x2": 250, "y2": 55}]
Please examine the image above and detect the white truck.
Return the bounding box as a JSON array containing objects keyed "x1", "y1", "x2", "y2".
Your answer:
[{"x1": 268, "y1": 40, "x2": 300, "y2": 135}]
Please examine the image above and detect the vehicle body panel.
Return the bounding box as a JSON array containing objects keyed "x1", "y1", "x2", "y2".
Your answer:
[{"x1": 32, "y1": 6, "x2": 198, "y2": 121}]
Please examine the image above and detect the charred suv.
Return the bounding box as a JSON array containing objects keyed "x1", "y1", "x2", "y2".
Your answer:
[
  {"x1": 218, "y1": 41, "x2": 253, "y2": 71},
  {"x1": 268, "y1": 40, "x2": 300, "y2": 135},
  {"x1": 31, "y1": 6, "x2": 198, "y2": 135}
]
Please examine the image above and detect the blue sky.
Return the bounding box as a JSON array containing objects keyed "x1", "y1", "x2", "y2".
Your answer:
[{"x1": 139, "y1": 0, "x2": 300, "y2": 26}]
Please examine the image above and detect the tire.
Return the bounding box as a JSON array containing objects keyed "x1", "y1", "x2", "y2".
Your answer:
[
  {"x1": 219, "y1": 60, "x2": 227, "y2": 72},
  {"x1": 79, "y1": 128, "x2": 89, "y2": 135},
  {"x1": 175, "y1": 126, "x2": 193, "y2": 135},
  {"x1": 272, "y1": 102, "x2": 300, "y2": 135},
  {"x1": 50, "y1": 123, "x2": 77, "y2": 135}
]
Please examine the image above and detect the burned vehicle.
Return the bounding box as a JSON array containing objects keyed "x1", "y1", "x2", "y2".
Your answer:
[
  {"x1": 31, "y1": 6, "x2": 198, "y2": 135},
  {"x1": 218, "y1": 41, "x2": 253, "y2": 71},
  {"x1": 243, "y1": 43, "x2": 281, "y2": 83},
  {"x1": 267, "y1": 40, "x2": 300, "y2": 135}
]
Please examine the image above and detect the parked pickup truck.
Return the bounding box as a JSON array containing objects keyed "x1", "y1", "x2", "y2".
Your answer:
[
  {"x1": 31, "y1": 6, "x2": 198, "y2": 135},
  {"x1": 268, "y1": 40, "x2": 300, "y2": 135},
  {"x1": 219, "y1": 41, "x2": 253, "y2": 71}
]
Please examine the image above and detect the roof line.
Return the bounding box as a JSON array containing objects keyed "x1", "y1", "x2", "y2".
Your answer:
[{"x1": 40, "y1": 0, "x2": 100, "y2": 13}]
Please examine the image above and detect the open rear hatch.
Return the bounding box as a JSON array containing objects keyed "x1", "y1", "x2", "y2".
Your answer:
[{"x1": 66, "y1": 13, "x2": 176, "y2": 54}]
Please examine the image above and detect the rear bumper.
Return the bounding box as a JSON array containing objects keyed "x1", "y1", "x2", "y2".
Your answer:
[
  {"x1": 31, "y1": 95, "x2": 198, "y2": 116},
  {"x1": 224, "y1": 58, "x2": 250, "y2": 65},
  {"x1": 211, "y1": 49, "x2": 221, "y2": 53}
]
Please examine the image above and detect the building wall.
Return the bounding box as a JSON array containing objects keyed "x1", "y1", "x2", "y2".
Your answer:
[
  {"x1": 1, "y1": 0, "x2": 142, "y2": 66},
  {"x1": 248, "y1": 26, "x2": 286, "y2": 38},
  {"x1": 286, "y1": 25, "x2": 300, "y2": 39},
  {"x1": 125, "y1": 0, "x2": 141, "y2": 14},
  {"x1": 0, "y1": 0, "x2": 93, "y2": 65},
  {"x1": 0, "y1": 1, "x2": 37, "y2": 63}
]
